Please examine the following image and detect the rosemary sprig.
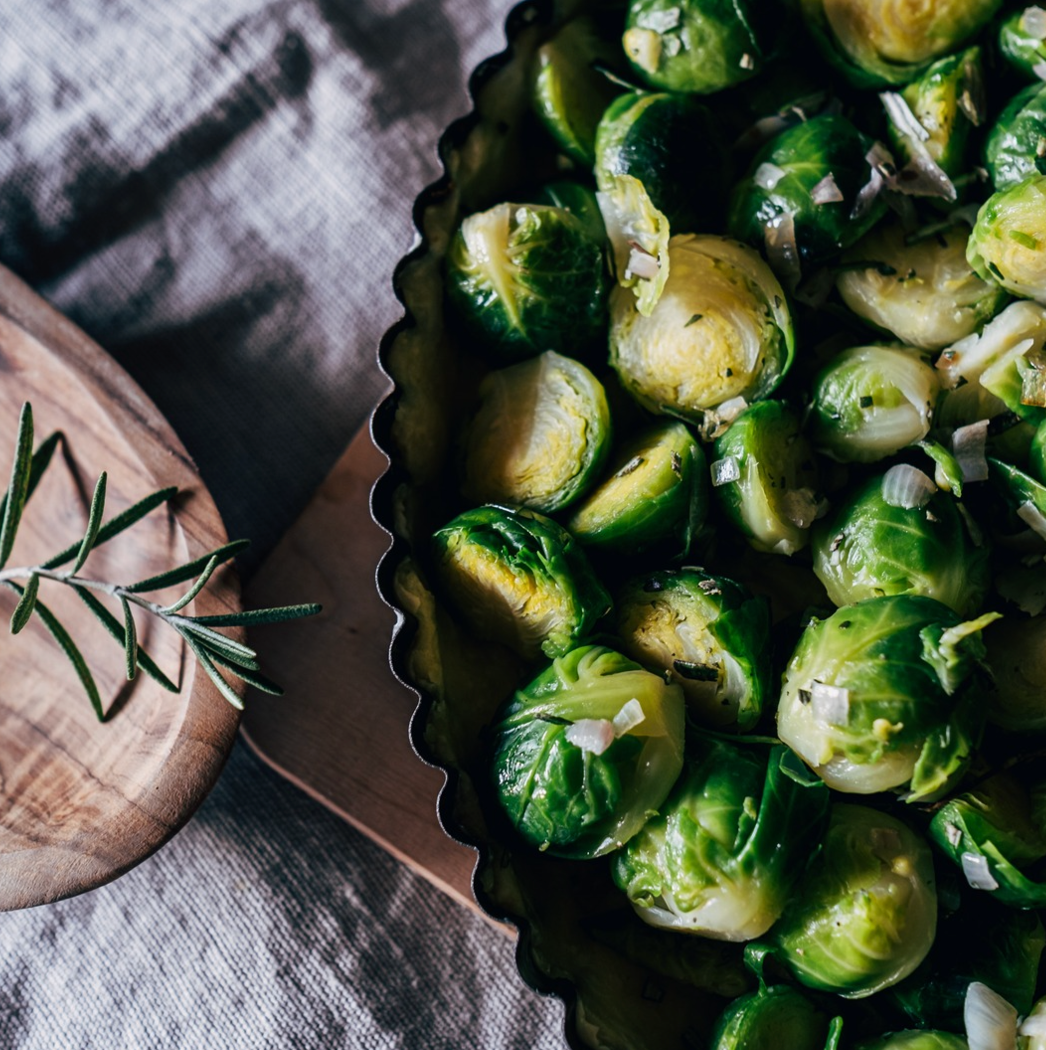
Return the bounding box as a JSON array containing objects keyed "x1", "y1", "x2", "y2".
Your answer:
[{"x1": 0, "y1": 402, "x2": 320, "y2": 721}]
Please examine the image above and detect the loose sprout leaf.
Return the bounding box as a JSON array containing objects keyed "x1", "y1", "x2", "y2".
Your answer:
[{"x1": 0, "y1": 402, "x2": 34, "y2": 571}]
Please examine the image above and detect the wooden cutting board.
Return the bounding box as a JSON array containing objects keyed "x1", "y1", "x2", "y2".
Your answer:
[{"x1": 239, "y1": 422, "x2": 484, "y2": 919}]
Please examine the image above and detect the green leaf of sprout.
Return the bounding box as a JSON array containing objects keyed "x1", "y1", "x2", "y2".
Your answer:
[
  {"x1": 120, "y1": 596, "x2": 138, "y2": 681},
  {"x1": 10, "y1": 572, "x2": 39, "y2": 634},
  {"x1": 70, "y1": 472, "x2": 107, "y2": 575},
  {"x1": 42, "y1": 485, "x2": 178, "y2": 570},
  {"x1": 190, "y1": 602, "x2": 322, "y2": 627},
  {"x1": 0, "y1": 403, "x2": 34, "y2": 570},
  {"x1": 125, "y1": 539, "x2": 250, "y2": 594},
  {"x1": 75, "y1": 589, "x2": 178, "y2": 693}
]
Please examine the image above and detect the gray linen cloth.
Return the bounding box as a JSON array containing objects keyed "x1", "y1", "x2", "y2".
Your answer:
[{"x1": 0, "y1": 0, "x2": 566, "y2": 1045}]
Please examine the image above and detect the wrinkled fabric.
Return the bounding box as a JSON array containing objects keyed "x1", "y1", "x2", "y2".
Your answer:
[{"x1": 0, "y1": 1, "x2": 566, "y2": 1046}]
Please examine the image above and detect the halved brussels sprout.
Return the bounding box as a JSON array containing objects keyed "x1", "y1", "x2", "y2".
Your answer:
[
  {"x1": 987, "y1": 83, "x2": 1046, "y2": 192},
  {"x1": 710, "y1": 983, "x2": 842, "y2": 1050},
  {"x1": 884, "y1": 48, "x2": 984, "y2": 183},
  {"x1": 936, "y1": 300, "x2": 1046, "y2": 424},
  {"x1": 728, "y1": 114, "x2": 887, "y2": 272},
  {"x1": 798, "y1": 0, "x2": 1001, "y2": 87},
  {"x1": 533, "y1": 180, "x2": 606, "y2": 244},
  {"x1": 855, "y1": 1034, "x2": 966, "y2": 1050},
  {"x1": 892, "y1": 901, "x2": 1045, "y2": 1032},
  {"x1": 532, "y1": 16, "x2": 624, "y2": 166},
  {"x1": 808, "y1": 345, "x2": 939, "y2": 463},
  {"x1": 777, "y1": 595, "x2": 998, "y2": 802},
  {"x1": 811, "y1": 472, "x2": 990, "y2": 617},
  {"x1": 609, "y1": 234, "x2": 794, "y2": 422},
  {"x1": 612, "y1": 744, "x2": 830, "y2": 940},
  {"x1": 432, "y1": 504, "x2": 610, "y2": 660},
  {"x1": 768, "y1": 804, "x2": 937, "y2": 997},
  {"x1": 968, "y1": 175, "x2": 1046, "y2": 304},
  {"x1": 445, "y1": 202, "x2": 608, "y2": 362},
  {"x1": 929, "y1": 774, "x2": 1046, "y2": 908},
  {"x1": 595, "y1": 92, "x2": 729, "y2": 239},
  {"x1": 491, "y1": 644, "x2": 685, "y2": 858},
  {"x1": 837, "y1": 222, "x2": 1006, "y2": 351},
  {"x1": 999, "y1": 7, "x2": 1046, "y2": 83},
  {"x1": 614, "y1": 568, "x2": 770, "y2": 729},
  {"x1": 459, "y1": 351, "x2": 611, "y2": 513},
  {"x1": 566, "y1": 420, "x2": 708, "y2": 558},
  {"x1": 712, "y1": 399, "x2": 820, "y2": 556},
  {"x1": 622, "y1": 0, "x2": 767, "y2": 94}
]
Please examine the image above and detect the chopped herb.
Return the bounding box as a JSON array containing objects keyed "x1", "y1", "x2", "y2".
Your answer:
[
  {"x1": 673, "y1": 660, "x2": 719, "y2": 682},
  {"x1": 859, "y1": 395, "x2": 874, "y2": 408},
  {"x1": 615, "y1": 456, "x2": 645, "y2": 478},
  {"x1": 685, "y1": 313, "x2": 703, "y2": 327}
]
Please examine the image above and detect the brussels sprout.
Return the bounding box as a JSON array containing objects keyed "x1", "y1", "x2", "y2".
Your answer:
[
  {"x1": 984, "y1": 613, "x2": 1046, "y2": 731},
  {"x1": 836, "y1": 222, "x2": 1006, "y2": 351},
  {"x1": 808, "y1": 345, "x2": 939, "y2": 463},
  {"x1": 614, "y1": 568, "x2": 771, "y2": 729},
  {"x1": 989, "y1": 455, "x2": 1046, "y2": 536},
  {"x1": 776, "y1": 596, "x2": 998, "y2": 802},
  {"x1": 609, "y1": 234, "x2": 794, "y2": 422},
  {"x1": 928, "y1": 774, "x2": 1046, "y2": 908},
  {"x1": 622, "y1": 0, "x2": 768, "y2": 94},
  {"x1": 459, "y1": 351, "x2": 611, "y2": 513},
  {"x1": 445, "y1": 202, "x2": 608, "y2": 362},
  {"x1": 595, "y1": 92, "x2": 729, "y2": 239},
  {"x1": 729, "y1": 115, "x2": 888, "y2": 273},
  {"x1": 855, "y1": 1034, "x2": 966, "y2": 1050},
  {"x1": 999, "y1": 7, "x2": 1046, "y2": 83},
  {"x1": 798, "y1": 0, "x2": 1001, "y2": 87},
  {"x1": 936, "y1": 301, "x2": 1046, "y2": 425},
  {"x1": 566, "y1": 421, "x2": 708, "y2": 558},
  {"x1": 884, "y1": 48, "x2": 984, "y2": 184},
  {"x1": 531, "y1": 16, "x2": 624, "y2": 166},
  {"x1": 967, "y1": 175, "x2": 1046, "y2": 304},
  {"x1": 712, "y1": 399, "x2": 821, "y2": 557},
  {"x1": 432, "y1": 504, "x2": 610, "y2": 661},
  {"x1": 892, "y1": 901, "x2": 1045, "y2": 1031},
  {"x1": 768, "y1": 804, "x2": 937, "y2": 997},
  {"x1": 987, "y1": 83, "x2": 1046, "y2": 193},
  {"x1": 710, "y1": 982, "x2": 842, "y2": 1050},
  {"x1": 491, "y1": 644, "x2": 685, "y2": 858},
  {"x1": 612, "y1": 744, "x2": 830, "y2": 940},
  {"x1": 811, "y1": 472, "x2": 990, "y2": 616},
  {"x1": 533, "y1": 180, "x2": 606, "y2": 244}
]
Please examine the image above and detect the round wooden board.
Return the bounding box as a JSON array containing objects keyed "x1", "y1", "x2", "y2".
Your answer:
[{"x1": 0, "y1": 265, "x2": 241, "y2": 911}]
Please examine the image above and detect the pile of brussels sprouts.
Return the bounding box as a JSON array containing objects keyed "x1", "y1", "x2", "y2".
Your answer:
[{"x1": 429, "y1": 1, "x2": 1046, "y2": 1045}]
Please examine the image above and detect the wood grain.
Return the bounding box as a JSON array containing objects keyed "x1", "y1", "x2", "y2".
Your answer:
[
  {"x1": 240, "y1": 425, "x2": 485, "y2": 920},
  {"x1": 0, "y1": 265, "x2": 241, "y2": 911}
]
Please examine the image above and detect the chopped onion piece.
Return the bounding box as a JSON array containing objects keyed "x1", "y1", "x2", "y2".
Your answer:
[
  {"x1": 1035, "y1": 60, "x2": 1046, "y2": 81},
  {"x1": 754, "y1": 162, "x2": 786, "y2": 190},
  {"x1": 1020, "y1": 1009, "x2": 1046, "y2": 1038},
  {"x1": 851, "y1": 167, "x2": 885, "y2": 221},
  {"x1": 638, "y1": 6, "x2": 681, "y2": 32},
  {"x1": 952, "y1": 421, "x2": 989, "y2": 483},
  {"x1": 891, "y1": 154, "x2": 958, "y2": 202},
  {"x1": 1018, "y1": 501, "x2": 1046, "y2": 541},
  {"x1": 810, "y1": 681, "x2": 850, "y2": 725},
  {"x1": 880, "y1": 92, "x2": 930, "y2": 143},
  {"x1": 565, "y1": 719, "x2": 615, "y2": 755},
  {"x1": 711, "y1": 455, "x2": 741, "y2": 487},
  {"x1": 1022, "y1": 6, "x2": 1046, "y2": 38},
  {"x1": 765, "y1": 211, "x2": 801, "y2": 285},
  {"x1": 612, "y1": 698, "x2": 645, "y2": 737},
  {"x1": 781, "y1": 487, "x2": 820, "y2": 529},
  {"x1": 961, "y1": 852, "x2": 999, "y2": 891},
  {"x1": 700, "y1": 398, "x2": 748, "y2": 441},
  {"x1": 626, "y1": 245, "x2": 661, "y2": 280},
  {"x1": 810, "y1": 173, "x2": 844, "y2": 204},
  {"x1": 943, "y1": 821, "x2": 963, "y2": 848},
  {"x1": 882, "y1": 464, "x2": 937, "y2": 509},
  {"x1": 965, "y1": 982, "x2": 1019, "y2": 1050}
]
